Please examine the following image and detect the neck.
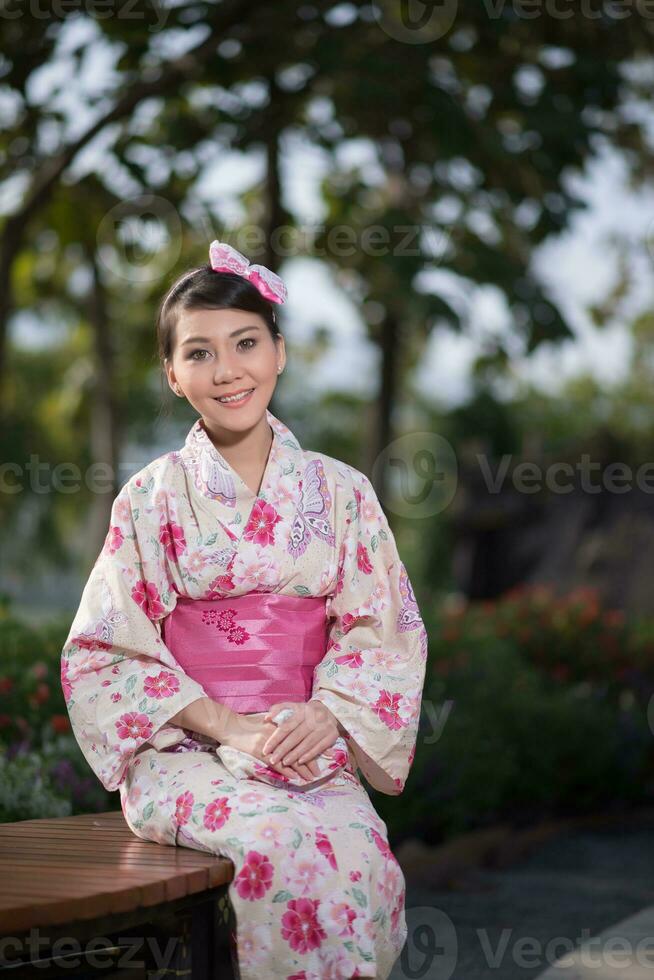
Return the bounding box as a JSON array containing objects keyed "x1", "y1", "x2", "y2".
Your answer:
[{"x1": 201, "y1": 412, "x2": 274, "y2": 471}]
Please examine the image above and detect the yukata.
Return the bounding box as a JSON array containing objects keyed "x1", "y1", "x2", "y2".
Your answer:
[{"x1": 61, "y1": 408, "x2": 428, "y2": 980}]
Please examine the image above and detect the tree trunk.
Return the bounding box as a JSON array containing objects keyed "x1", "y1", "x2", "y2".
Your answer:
[{"x1": 84, "y1": 247, "x2": 121, "y2": 569}]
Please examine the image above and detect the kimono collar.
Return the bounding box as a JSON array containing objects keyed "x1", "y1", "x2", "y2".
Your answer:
[{"x1": 179, "y1": 407, "x2": 303, "y2": 508}]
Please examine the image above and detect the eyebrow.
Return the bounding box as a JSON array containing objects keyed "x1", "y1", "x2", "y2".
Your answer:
[{"x1": 181, "y1": 325, "x2": 261, "y2": 346}]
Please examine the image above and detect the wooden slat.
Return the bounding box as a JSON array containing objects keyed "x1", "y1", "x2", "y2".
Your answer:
[{"x1": 0, "y1": 810, "x2": 234, "y2": 932}]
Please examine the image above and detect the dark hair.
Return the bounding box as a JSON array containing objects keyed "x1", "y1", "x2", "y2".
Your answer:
[{"x1": 156, "y1": 263, "x2": 282, "y2": 367}]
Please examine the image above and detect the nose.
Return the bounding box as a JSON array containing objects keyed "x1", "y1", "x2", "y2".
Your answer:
[{"x1": 213, "y1": 351, "x2": 242, "y2": 383}]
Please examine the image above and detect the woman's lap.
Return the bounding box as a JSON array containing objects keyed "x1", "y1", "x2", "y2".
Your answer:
[{"x1": 120, "y1": 745, "x2": 407, "y2": 979}]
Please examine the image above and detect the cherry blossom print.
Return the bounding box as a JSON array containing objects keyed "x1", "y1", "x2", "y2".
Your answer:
[
  {"x1": 281, "y1": 898, "x2": 327, "y2": 953},
  {"x1": 282, "y1": 854, "x2": 326, "y2": 896},
  {"x1": 103, "y1": 525, "x2": 124, "y2": 556},
  {"x1": 115, "y1": 712, "x2": 153, "y2": 741},
  {"x1": 230, "y1": 541, "x2": 281, "y2": 590},
  {"x1": 203, "y1": 796, "x2": 232, "y2": 831},
  {"x1": 159, "y1": 520, "x2": 187, "y2": 560},
  {"x1": 143, "y1": 670, "x2": 181, "y2": 699},
  {"x1": 324, "y1": 901, "x2": 357, "y2": 937},
  {"x1": 131, "y1": 580, "x2": 165, "y2": 619},
  {"x1": 356, "y1": 542, "x2": 373, "y2": 575},
  {"x1": 201, "y1": 606, "x2": 251, "y2": 644},
  {"x1": 244, "y1": 499, "x2": 283, "y2": 546},
  {"x1": 234, "y1": 850, "x2": 274, "y2": 900},
  {"x1": 62, "y1": 408, "x2": 426, "y2": 978},
  {"x1": 174, "y1": 791, "x2": 194, "y2": 826},
  {"x1": 237, "y1": 921, "x2": 275, "y2": 970}
]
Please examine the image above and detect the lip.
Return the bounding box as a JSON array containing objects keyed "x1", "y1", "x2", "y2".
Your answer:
[{"x1": 213, "y1": 387, "x2": 255, "y2": 408}]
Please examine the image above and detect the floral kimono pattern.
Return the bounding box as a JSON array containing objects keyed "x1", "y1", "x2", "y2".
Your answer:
[{"x1": 61, "y1": 408, "x2": 428, "y2": 980}]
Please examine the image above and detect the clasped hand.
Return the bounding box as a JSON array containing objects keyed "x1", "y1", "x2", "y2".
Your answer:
[{"x1": 261, "y1": 699, "x2": 340, "y2": 769}]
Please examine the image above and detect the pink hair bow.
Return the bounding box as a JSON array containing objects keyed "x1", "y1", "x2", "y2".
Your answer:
[{"x1": 209, "y1": 240, "x2": 287, "y2": 305}]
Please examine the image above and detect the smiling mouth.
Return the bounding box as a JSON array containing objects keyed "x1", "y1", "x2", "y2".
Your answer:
[{"x1": 214, "y1": 388, "x2": 255, "y2": 404}]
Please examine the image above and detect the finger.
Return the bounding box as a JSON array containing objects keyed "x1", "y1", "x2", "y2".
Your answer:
[
  {"x1": 283, "y1": 734, "x2": 323, "y2": 767},
  {"x1": 293, "y1": 762, "x2": 315, "y2": 781},
  {"x1": 262, "y1": 717, "x2": 303, "y2": 756},
  {"x1": 267, "y1": 726, "x2": 309, "y2": 765},
  {"x1": 297, "y1": 736, "x2": 333, "y2": 765}
]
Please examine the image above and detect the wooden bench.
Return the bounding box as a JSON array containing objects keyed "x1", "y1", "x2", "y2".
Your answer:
[{"x1": 0, "y1": 810, "x2": 236, "y2": 978}]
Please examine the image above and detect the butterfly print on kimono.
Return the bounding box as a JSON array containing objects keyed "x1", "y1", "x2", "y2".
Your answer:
[
  {"x1": 287, "y1": 458, "x2": 336, "y2": 560},
  {"x1": 78, "y1": 573, "x2": 128, "y2": 645}
]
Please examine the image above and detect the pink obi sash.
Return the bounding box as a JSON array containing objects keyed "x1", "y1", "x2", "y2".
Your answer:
[{"x1": 161, "y1": 592, "x2": 328, "y2": 714}]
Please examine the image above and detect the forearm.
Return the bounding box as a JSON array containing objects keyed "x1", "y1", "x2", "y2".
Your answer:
[{"x1": 168, "y1": 696, "x2": 237, "y2": 742}]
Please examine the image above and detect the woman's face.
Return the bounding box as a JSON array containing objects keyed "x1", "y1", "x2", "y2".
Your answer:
[{"x1": 166, "y1": 307, "x2": 285, "y2": 430}]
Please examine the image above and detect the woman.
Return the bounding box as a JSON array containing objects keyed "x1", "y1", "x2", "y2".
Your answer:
[{"x1": 61, "y1": 240, "x2": 428, "y2": 980}]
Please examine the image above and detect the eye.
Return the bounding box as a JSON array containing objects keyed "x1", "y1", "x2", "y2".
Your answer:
[
  {"x1": 189, "y1": 349, "x2": 210, "y2": 361},
  {"x1": 239, "y1": 338, "x2": 257, "y2": 350}
]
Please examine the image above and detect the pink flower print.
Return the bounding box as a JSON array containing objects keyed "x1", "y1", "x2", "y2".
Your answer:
[
  {"x1": 281, "y1": 898, "x2": 326, "y2": 953},
  {"x1": 115, "y1": 711, "x2": 153, "y2": 741},
  {"x1": 110, "y1": 692, "x2": 122, "y2": 703},
  {"x1": 216, "y1": 609, "x2": 236, "y2": 630},
  {"x1": 159, "y1": 520, "x2": 187, "y2": 560},
  {"x1": 234, "y1": 850, "x2": 274, "y2": 900},
  {"x1": 354, "y1": 487, "x2": 362, "y2": 513},
  {"x1": 356, "y1": 542, "x2": 373, "y2": 574},
  {"x1": 243, "y1": 499, "x2": 282, "y2": 547},
  {"x1": 334, "y1": 650, "x2": 363, "y2": 668},
  {"x1": 207, "y1": 573, "x2": 235, "y2": 595},
  {"x1": 253, "y1": 761, "x2": 291, "y2": 783},
  {"x1": 76, "y1": 636, "x2": 112, "y2": 653},
  {"x1": 103, "y1": 525, "x2": 124, "y2": 556},
  {"x1": 201, "y1": 607, "x2": 251, "y2": 644},
  {"x1": 203, "y1": 796, "x2": 232, "y2": 831},
  {"x1": 227, "y1": 624, "x2": 249, "y2": 645},
  {"x1": 349, "y1": 870, "x2": 362, "y2": 882},
  {"x1": 315, "y1": 830, "x2": 338, "y2": 870},
  {"x1": 175, "y1": 791, "x2": 194, "y2": 826},
  {"x1": 370, "y1": 827, "x2": 392, "y2": 859},
  {"x1": 283, "y1": 856, "x2": 325, "y2": 896},
  {"x1": 340, "y1": 612, "x2": 358, "y2": 634},
  {"x1": 143, "y1": 670, "x2": 181, "y2": 699},
  {"x1": 327, "y1": 748, "x2": 348, "y2": 771},
  {"x1": 374, "y1": 690, "x2": 408, "y2": 731},
  {"x1": 131, "y1": 580, "x2": 165, "y2": 620},
  {"x1": 328, "y1": 901, "x2": 357, "y2": 937},
  {"x1": 60, "y1": 661, "x2": 72, "y2": 703}
]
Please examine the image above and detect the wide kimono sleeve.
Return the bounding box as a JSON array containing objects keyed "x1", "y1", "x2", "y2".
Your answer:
[
  {"x1": 60, "y1": 479, "x2": 210, "y2": 793},
  {"x1": 310, "y1": 470, "x2": 429, "y2": 796}
]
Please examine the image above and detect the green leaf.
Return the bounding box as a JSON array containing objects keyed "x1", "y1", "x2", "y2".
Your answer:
[
  {"x1": 272, "y1": 889, "x2": 293, "y2": 903},
  {"x1": 142, "y1": 801, "x2": 154, "y2": 820},
  {"x1": 267, "y1": 805, "x2": 289, "y2": 812},
  {"x1": 351, "y1": 887, "x2": 368, "y2": 908}
]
